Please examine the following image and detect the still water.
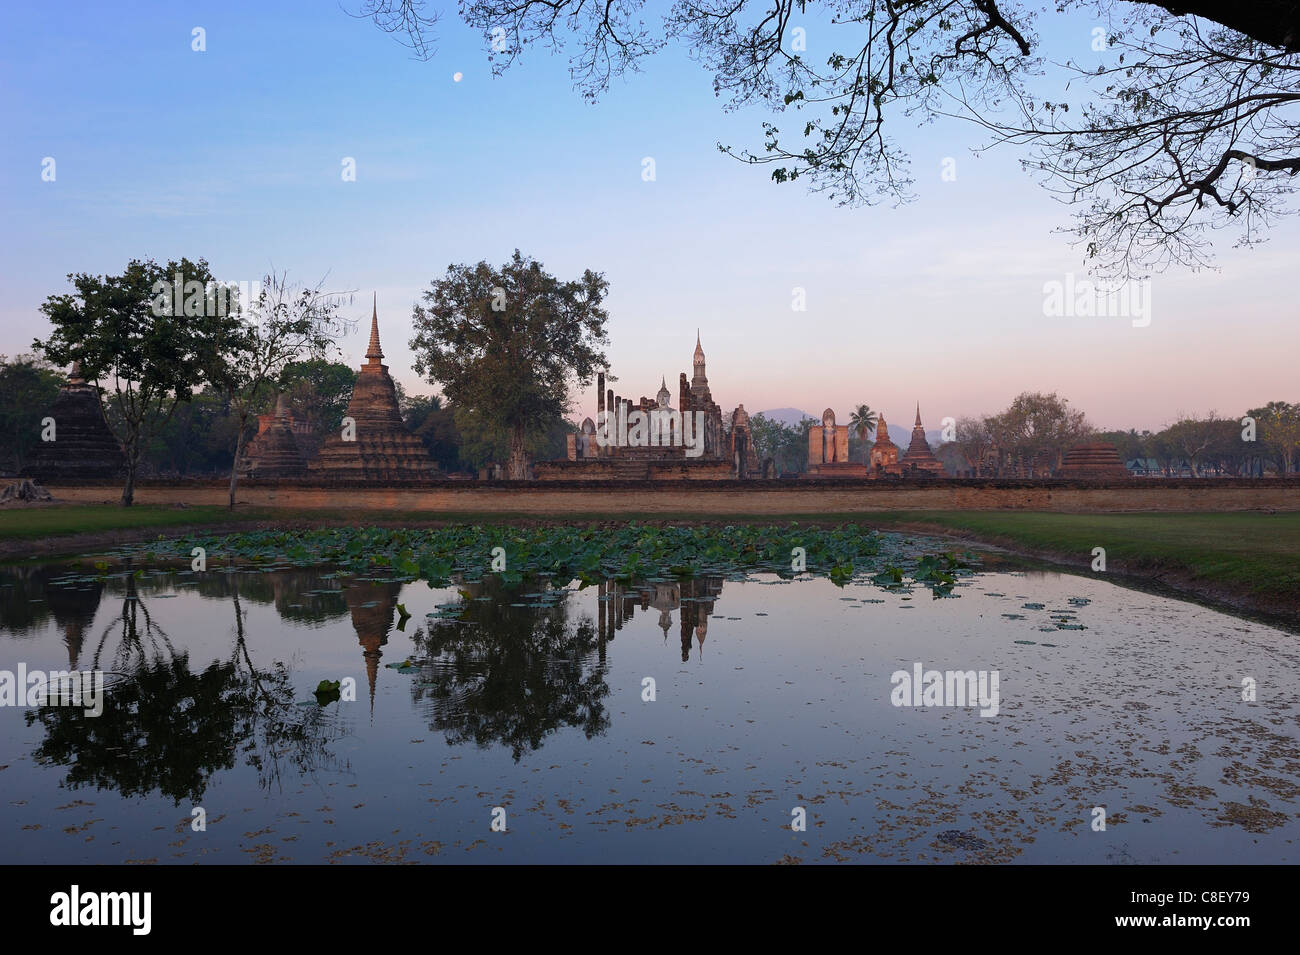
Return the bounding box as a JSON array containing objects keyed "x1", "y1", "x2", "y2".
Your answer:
[{"x1": 1, "y1": 561, "x2": 1297, "y2": 864}]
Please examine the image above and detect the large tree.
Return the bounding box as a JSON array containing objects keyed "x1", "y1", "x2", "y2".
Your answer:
[
  {"x1": 369, "y1": 1, "x2": 1300, "y2": 279},
  {"x1": 409, "y1": 250, "x2": 610, "y2": 479},
  {"x1": 35, "y1": 258, "x2": 240, "y2": 506},
  {"x1": 987, "y1": 391, "x2": 1091, "y2": 475},
  {"x1": 1163, "y1": 411, "x2": 1223, "y2": 475}
]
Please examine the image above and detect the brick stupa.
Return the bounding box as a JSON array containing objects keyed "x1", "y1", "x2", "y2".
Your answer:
[
  {"x1": 1056, "y1": 442, "x2": 1130, "y2": 479},
  {"x1": 238, "y1": 392, "x2": 307, "y2": 479},
  {"x1": 23, "y1": 362, "x2": 125, "y2": 482},
  {"x1": 307, "y1": 297, "x2": 438, "y2": 482},
  {"x1": 901, "y1": 404, "x2": 945, "y2": 476},
  {"x1": 869, "y1": 415, "x2": 901, "y2": 477}
]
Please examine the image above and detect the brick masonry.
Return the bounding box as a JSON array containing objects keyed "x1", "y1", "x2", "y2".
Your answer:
[{"x1": 41, "y1": 478, "x2": 1300, "y2": 514}]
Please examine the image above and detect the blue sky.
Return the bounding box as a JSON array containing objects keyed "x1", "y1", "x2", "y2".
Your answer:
[{"x1": 2, "y1": 1, "x2": 1297, "y2": 432}]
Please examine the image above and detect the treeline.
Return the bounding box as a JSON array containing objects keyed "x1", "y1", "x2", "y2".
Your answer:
[
  {"x1": 739, "y1": 393, "x2": 1300, "y2": 477},
  {"x1": 941, "y1": 395, "x2": 1299, "y2": 477}
]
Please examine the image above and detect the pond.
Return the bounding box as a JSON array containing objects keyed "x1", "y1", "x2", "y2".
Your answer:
[{"x1": 1, "y1": 530, "x2": 1297, "y2": 864}]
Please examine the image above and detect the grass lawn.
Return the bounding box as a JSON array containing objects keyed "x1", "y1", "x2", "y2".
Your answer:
[
  {"x1": 0, "y1": 505, "x2": 284, "y2": 540},
  {"x1": 867, "y1": 511, "x2": 1300, "y2": 609}
]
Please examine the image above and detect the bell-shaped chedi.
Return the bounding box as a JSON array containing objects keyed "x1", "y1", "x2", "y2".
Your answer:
[
  {"x1": 23, "y1": 362, "x2": 125, "y2": 482},
  {"x1": 1056, "y1": 442, "x2": 1130, "y2": 479},
  {"x1": 238, "y1": 393, "x2": 306, "y2": 479},
  {"x1": 901, "y1": 404, "x2": 945, "y2": 476},
  {"x1": 308, "y1": 297, "x2": 439, "y2": 481}
]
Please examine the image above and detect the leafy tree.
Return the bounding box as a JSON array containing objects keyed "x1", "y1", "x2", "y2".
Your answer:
[
  {"x1": 1249, "y1": 401, "x2": 1300, "y2": 475},
  {"x1": 280, "y1": 358, "x2": 357, "y2": 458},
  {"x1": 136, "y1": 385, "x2": 239, "y2": 477},
  {"x1": 34, "y1": 258, "x2": 240, "y2": 505},
  {"x1": 950, "y1": 416, "x2": 995, "y2": 476},
  {"x1": 987, "y1": 392, "x2": 1091, "y2": 476},
  {"x1": 379, "y1": 1, "x2": 1300, "y2": 278},
  {"x1": 748, "y1": 412, "x2": 816, "y2": 475},
  {"x1": 1147, "y1": 427, "x2": 1182, "y2": 476},
  {"x1": 409, "y1": 250, "x2": 610, "y2": 479},
  {"x1": 0, "y1": 354, "x2": 63, "y2": 475},
  {"x1": 1096, "y1": 428, "x2": 1149, "y2": 464},
  {"x1": 1164, "y1": 412, "x2": 1224, "y2": 475},
  {"x1": 450, "y1": 404, "x2": 570, "y2": 471}
]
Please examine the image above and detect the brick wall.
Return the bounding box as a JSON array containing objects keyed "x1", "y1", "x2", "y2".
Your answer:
[{"x1": 42, "y1": 478, "x2": 1300, "y2": 514}]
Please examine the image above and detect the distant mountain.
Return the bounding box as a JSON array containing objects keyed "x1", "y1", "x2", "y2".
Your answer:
[{"x1": 754, "y1": 408, "x2": 817, "y2": 427}]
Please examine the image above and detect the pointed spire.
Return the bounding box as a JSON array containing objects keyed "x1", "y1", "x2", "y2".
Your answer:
[
  {"x1": 365, "y1": 293, "x2": 383, "y2": 363},
  {"x1": 274, "y1": 392, "x2": 290, "y2": 418},
  {"x1": 694, "y1": 330, "x2": 705, "y2": 363},
  {"x1": 915, "y1": 403, "x2": 922, "y2": 428},
  {"x1": 68, "y1": 360, "x2": 85, "y2": 385}
]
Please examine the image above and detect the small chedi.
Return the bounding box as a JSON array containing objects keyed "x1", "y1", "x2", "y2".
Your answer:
[
  {"x1": 804, "y1": 408, "x2": 866, "y2": 478},
  {"x1": 23, "y1": 362, "x2": 125, "y2": 482},
  {"x1": 869, "y1": 414, "x2": 902, "y2": 477},
  {"x1": 308, "y1": 298, "x2": 439, "y2": 481},
  {"x1": 539, "y1": 333, "x2": 760, "y2": 480},
  {"x1": 900, "y1": 405, "x2": 946, "y2": 477},
  {"x1": 1056, "y1": 442, "x2": 1129, "y2": 479},
  {"x1": 238, "y1": 393, "x2": 307, "y2": 479}
]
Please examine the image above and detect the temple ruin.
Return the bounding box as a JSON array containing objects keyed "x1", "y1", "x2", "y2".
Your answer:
[
  {"x1": 307, "y1": 298, "x2": 439, "y2": 482},
  {"x1": 1056, "y1": 442, "x2": 1130, "y2": 479},
  {"x1": 900, "y1": 405, "x2": 946, "y2": 476},
  {"x1": 869, "y1": 415, "x2": 902, "y2": 477},
  {"x1": 805, "y1": 408, "x2": 867, "y2": 478},
  {"x1": 23, "y1": 362, "x2": 126, "y2": 483},
  {"x1": 238, "y1": 393, "x2": 307, "y2": 479},
  {"x1": 538, "y1": 333, "x2": 760, "y2": 480}
]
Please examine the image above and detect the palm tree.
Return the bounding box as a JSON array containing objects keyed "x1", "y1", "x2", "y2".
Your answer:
[{"x1": 848, "y1": 404, "x2": 878, "y2": 464}]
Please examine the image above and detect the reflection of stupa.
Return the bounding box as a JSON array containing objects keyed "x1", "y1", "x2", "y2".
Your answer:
[
  {"x1": 344, "y1": 580, "x2": 402, "y2": 714},
  {"x1": 595, "y1": 577, "x2": 723, "y2": 663},
  {"x1": 679, "y1": 578, "x2": 722, "y2": 662},
  {"x1": 49, "y1": 580, "x2": 104, "y2": 668}
]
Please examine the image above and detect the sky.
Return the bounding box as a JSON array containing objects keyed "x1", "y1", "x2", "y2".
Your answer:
[{"x1": 2, "y1": 1, "x2": 1296, "y2": 433}]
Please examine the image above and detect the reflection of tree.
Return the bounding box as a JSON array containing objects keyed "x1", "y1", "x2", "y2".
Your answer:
[
  {"x1": 412, "y1": 576, "x2": 610, "y2": 761},
  {"x1": 88, "y1": 570, "x2": 176, "y2": 672},
  {"x1": 24, "y1": 567, "x2": 347, "y2": 803},
  {"x1": 27, "y1": 653, "x2": 271, "y2": 805},
  {"x1": 191, "y1": 567, "x2": 351, "y2": 627},
  {"x1": 228, "y1": 573, "x2": 351, "y2": 791}
]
